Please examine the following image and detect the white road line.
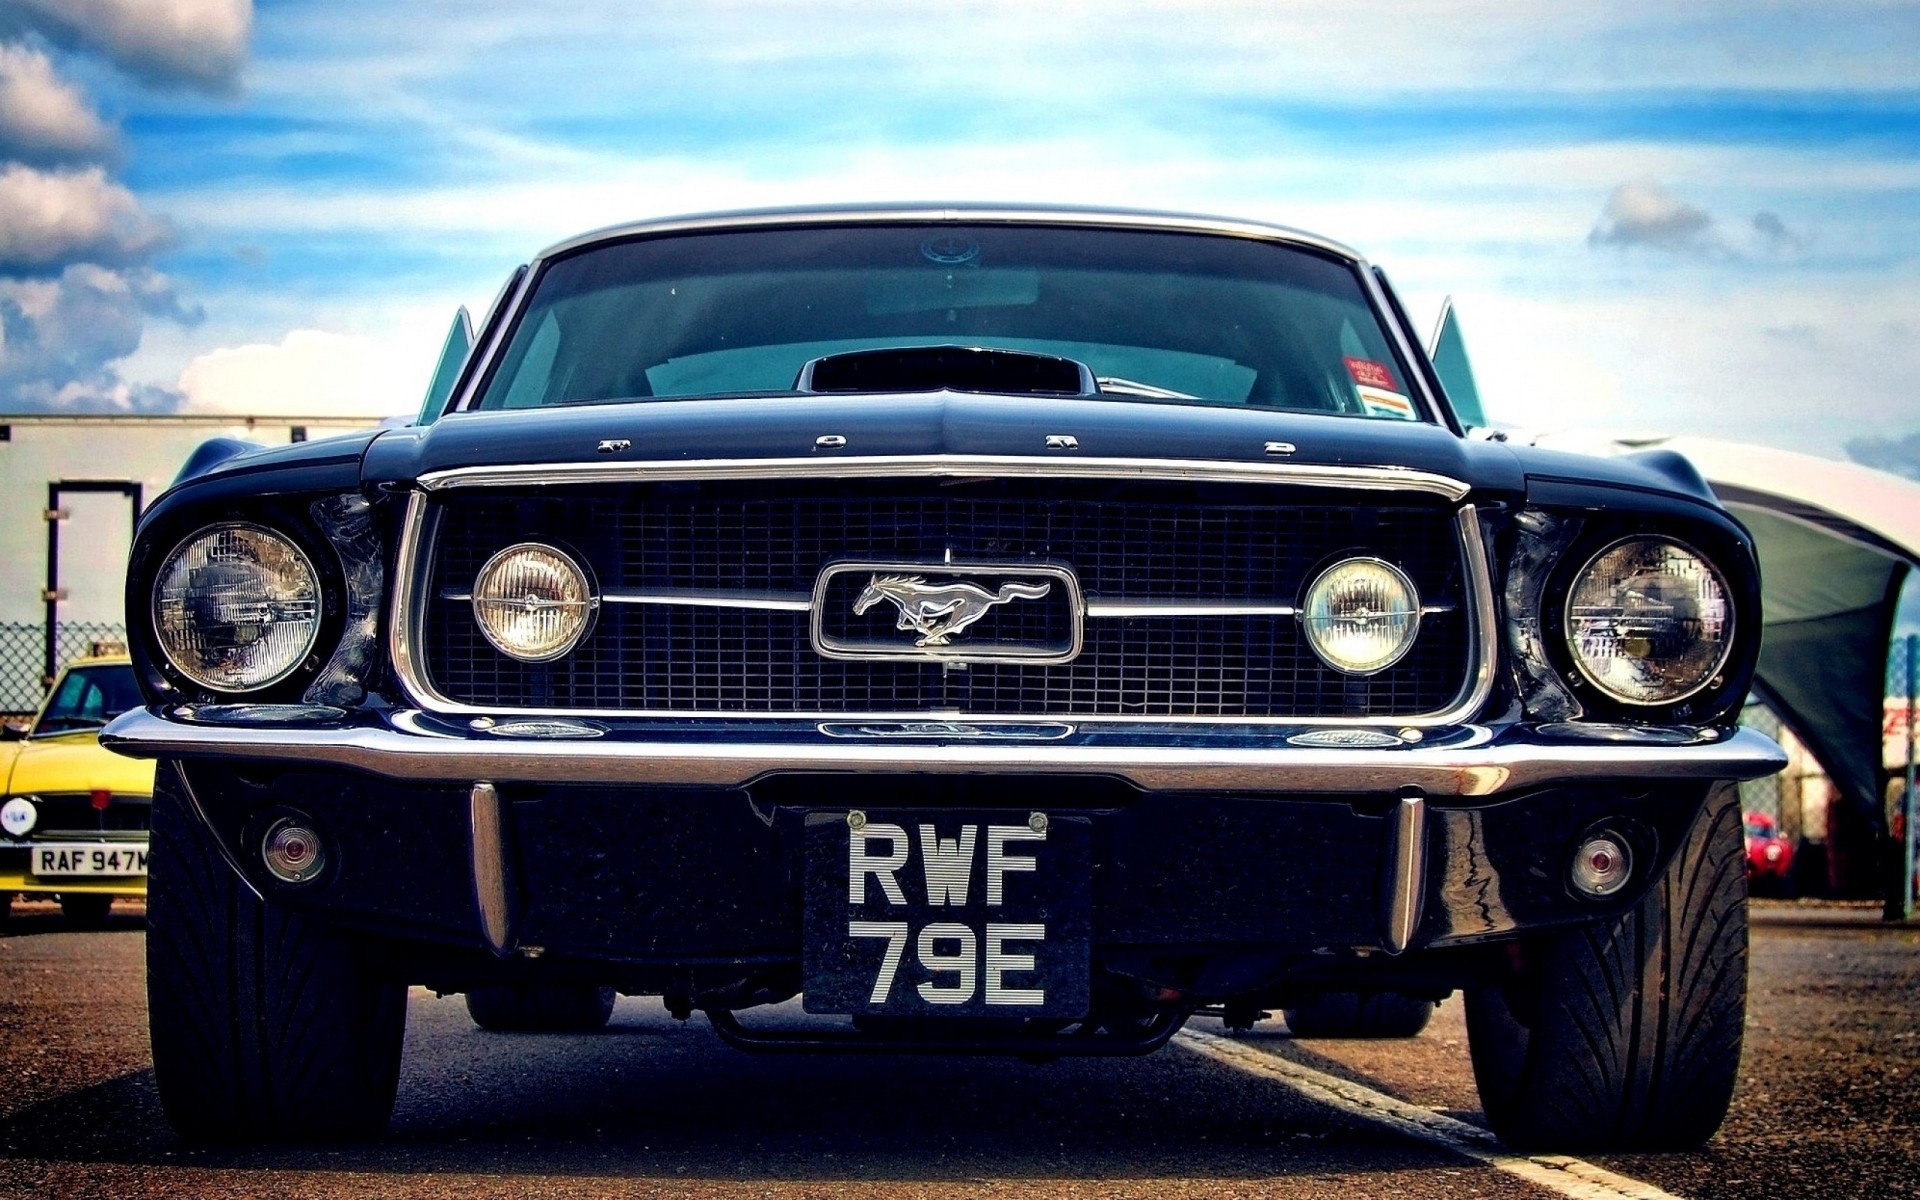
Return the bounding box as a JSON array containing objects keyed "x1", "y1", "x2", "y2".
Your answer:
[{"x1": 1176, "y1": 1027, "x2": 1687, "y2": 1200}]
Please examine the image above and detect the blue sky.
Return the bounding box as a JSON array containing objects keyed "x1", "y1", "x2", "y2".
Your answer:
[{"x1": 1, "y1": 0, "x2": 1917, "y2": 466}]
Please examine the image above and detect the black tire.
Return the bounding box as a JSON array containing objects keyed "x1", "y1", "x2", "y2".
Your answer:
[
  {"x1": 1465, "y1": 783, "x2": 1748, "y2": 1151},
  {"x1": 1284, "y1": 991, "x2": 1436, "y2": 1038},
  {"x1": 465, "y1": 984, "x2": 617, "y2": 1032},
  {"x1": 0, "y1": 891, "x2": 12, "y2": 930},
  {"x1": 146, "y1": 766, "x2": 407, "y2": 1142},
  {"x1": 60, "y1": 893, "x2": 113, "y2": 927}
]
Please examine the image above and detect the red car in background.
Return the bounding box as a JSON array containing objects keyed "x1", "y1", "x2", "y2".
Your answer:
[{"x1": 1745, "y1": 811, "x2": 1795, "y2": 894}]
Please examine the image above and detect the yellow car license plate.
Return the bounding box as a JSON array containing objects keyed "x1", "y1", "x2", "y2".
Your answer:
[{"x1": 32, "y1": 844, "x2": 149, "y2": 877}]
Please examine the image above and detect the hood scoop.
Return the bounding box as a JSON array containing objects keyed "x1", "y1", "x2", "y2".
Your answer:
[{"x1": 796, "y1": 344, "x2": 1097, "y2": 397}]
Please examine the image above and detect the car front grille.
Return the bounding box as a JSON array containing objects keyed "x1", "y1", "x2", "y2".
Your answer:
[
  {"x1": 8, "y1": 793, "x2": 151, "y2": 837},
  {"x1": 411, "y1": 479, "x2": 1478, "y2": 719}
]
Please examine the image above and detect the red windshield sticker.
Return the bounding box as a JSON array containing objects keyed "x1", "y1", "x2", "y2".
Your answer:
[{"x1": 1344, "y1": 357, "x2": 1397, "y2": 391}]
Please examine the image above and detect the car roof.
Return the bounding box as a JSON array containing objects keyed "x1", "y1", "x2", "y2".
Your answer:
[
  {"x1": 60, "y1": 655, "x2": 133, "y2": 670},
  {"x1": 535, "y1": 203, "x2": 1368, "y2": 267}
]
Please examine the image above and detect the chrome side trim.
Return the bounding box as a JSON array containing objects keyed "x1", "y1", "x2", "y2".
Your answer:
[
  {"x1": 103, "y1": 712, "x2": 1790, "y2": 798},
  {"x1": 1383, "y1": 795, "x2": 1428, "y2": 954},
  {"x1": 388, "y1": 495, "x2": 1499, "y2": 727},
  {"x1": 417, "y1": 454, "x2": 1473, "y2": 502},
  {"x1": 469, "y1": 781, "x2": 512, "y2": 956}
]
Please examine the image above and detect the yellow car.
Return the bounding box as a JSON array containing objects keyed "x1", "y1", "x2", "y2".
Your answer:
[{"x1": 0, "y1": 656, "x2": 155, "y2": 926}]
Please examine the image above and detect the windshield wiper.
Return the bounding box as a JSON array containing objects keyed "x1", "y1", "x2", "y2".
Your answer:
[{"x1": 1096, "y1": 376, "x2": 1198, "y2": 400}]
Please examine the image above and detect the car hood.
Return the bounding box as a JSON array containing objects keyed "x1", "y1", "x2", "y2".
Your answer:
[
  {"x1": 4, "y1": 730, "x2": 156, "y2": 797},
  {"x1": 364, "y1": 393, "x2": 1524, "y2": 494}
]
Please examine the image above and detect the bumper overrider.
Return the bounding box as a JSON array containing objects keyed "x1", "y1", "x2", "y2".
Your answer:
[{"x1": 105, "y1": 706, "x2": 1783, "y2": 992}]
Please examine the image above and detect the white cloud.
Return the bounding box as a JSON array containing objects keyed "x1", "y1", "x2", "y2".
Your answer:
[
  {"x1": 2, "y1": 0, "x2": 251, "y2": 92},
  {"x1": 1457, "y1": 278, "x2": 1920, "y2": 455},
  {"x1": 176, "y1": 327, "x2": 428, "y2": 417},
  {"x1": 0, "y1": 263, "x2": 195, "y2": 409},
  {"x1": 1588, "y1": 180, "x2": 1716, "y2": 250},
  {"x1": 0, "y1": 42, "x2": 110, "y2": 162},
  {"x1": 0, "y1": 162, "x2": 170, "y2": 269}
]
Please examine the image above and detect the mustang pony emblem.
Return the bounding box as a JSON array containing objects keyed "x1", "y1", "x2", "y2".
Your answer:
[{"x1": 853, "y1": 574, "x2": 1052, "y2": 646}]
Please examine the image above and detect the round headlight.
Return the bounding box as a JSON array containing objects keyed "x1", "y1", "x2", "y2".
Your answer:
[
  {"x1": 153, "y1": 524, "x2": 322, "y2": 692},
  {"x1": 471, "y1": 543, "x2": 597, "y2": 662},
  {"x1": 1, "y1": 796, "x2": 37, "y2": 838},
  {"x1": 1564, "y1": 537, "x2": 1733, "y2": 706},
  {"x1": 1300, "y1": 558, "x2": 1421, "y2": 675}
]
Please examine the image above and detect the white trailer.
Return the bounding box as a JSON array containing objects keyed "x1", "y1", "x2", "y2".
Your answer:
[{"x1": 0, "y1": 414, "x2": 382, "y2": 711}]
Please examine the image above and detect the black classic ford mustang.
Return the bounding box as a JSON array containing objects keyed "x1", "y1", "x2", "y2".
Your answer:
[{"x1": 104, "y1": 205, "x2": 1785, "y2": 1149}]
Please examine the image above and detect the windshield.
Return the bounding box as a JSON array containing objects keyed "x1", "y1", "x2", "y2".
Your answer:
[
  {"x1": 35, "y1": 664, "x2": 142, "y2": 735},
  {"x1": 474, "y1": 224, "x2": 1426, "y2": 421}
]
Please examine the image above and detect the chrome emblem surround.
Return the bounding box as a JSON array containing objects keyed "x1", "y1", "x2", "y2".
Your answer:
[{"x1": 811, "y1": 561, "x2": 1083, "y2": 664}]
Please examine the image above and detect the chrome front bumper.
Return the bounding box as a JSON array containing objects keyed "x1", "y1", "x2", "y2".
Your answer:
[{"x1": 101, "y1": 708, "x2": 1787, "y2": 798}]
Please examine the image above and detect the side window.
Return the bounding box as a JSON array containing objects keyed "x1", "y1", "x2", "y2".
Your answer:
[
  {"x1": 1429, "y1": 298, "x2": 1488, "y2": 429},
  {"x1": 415, "y1": 307, "x2": 474, "y2": 426}
]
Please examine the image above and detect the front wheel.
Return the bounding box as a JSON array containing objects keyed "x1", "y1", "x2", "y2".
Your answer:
[
  {"x1": 1465, "y1": 783, "x2": 1748, "y2": 1151},
  {"x1": 146, "y1": 766, "x2": 407, "y2": 1142}
]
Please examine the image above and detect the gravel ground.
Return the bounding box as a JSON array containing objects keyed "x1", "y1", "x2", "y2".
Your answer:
[{"x1": 0, "y1": 897, "x2": 1913, "y2": 1199}]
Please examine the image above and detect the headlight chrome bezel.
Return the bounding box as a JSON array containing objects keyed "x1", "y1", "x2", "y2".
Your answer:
[
  {"x1": 150, "y1": 522, "x2": 325, "y2": 695},
  {"x1": 1299, "y1": 556, "x2": 1423, "y2": 676},
  {"x1": 469, "y1": 542, "x2": 600, "y2": 663},
  {"x1": 1560, "y1": 535, "x2": 1736, "y2": 708}
]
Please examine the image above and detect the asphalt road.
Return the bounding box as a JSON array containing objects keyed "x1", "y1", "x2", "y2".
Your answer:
[{"x1": 0, "y1": 899, "x2": 1913, "y2": 1200}]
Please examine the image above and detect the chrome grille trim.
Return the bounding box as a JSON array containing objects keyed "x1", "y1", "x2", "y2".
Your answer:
[
  {"x1": 1085, "y1": 599, "x2": 1297, "y2": 618},
  {"x1": 388, "y1": 471, "x2": 1498, "y2": 726},
  {"x1": 439, "y1": 590, "x2": 1459, "y2": 620}
]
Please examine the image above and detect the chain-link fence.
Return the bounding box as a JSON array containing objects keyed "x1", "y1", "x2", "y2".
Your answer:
[
  {"x1": 1738, "y1": 701, "x2": 1787, "y2": 825},
  {"x1": 0, "y1": 622, "x2": 128, "y2": 715},
  {"x1": 1893, "y1": 633, "x2": 1917, "y2": 734},
  {"x1": 1891, "y1": 634, "x2": 1918, "y2": 917}
]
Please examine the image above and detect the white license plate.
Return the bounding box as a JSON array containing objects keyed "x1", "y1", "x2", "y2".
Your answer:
[{"x1": 32, "y1": 844, "x2": 149, "y2": 877}]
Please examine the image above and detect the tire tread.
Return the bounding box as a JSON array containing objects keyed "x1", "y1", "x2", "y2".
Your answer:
[
  {"x1": 146, "y1": 766, "x2": 406, "y2": 1142},
  {"x1": 1465, "y1": 784, "x2": 1748, "y2": 1151}
]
